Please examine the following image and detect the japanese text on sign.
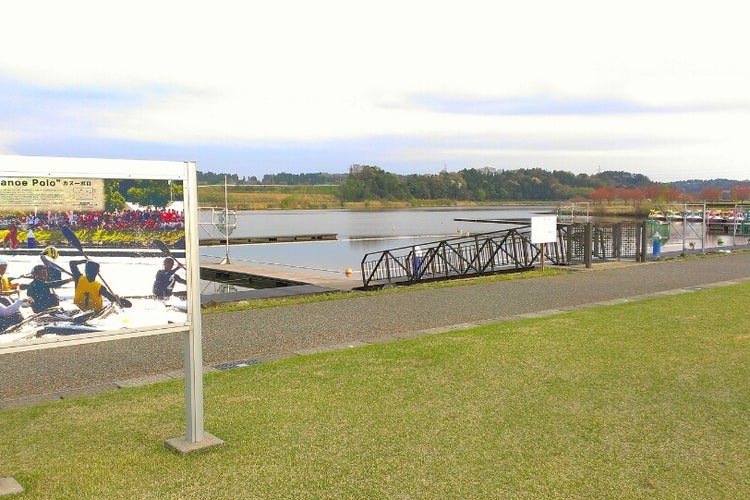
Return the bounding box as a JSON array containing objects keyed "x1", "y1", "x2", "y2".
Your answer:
[{"x1": 0, "y1": 178, "x2": 105, "y2": 212}]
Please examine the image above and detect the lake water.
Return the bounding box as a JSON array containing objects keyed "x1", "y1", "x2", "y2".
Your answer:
[
  {"x1": 196, "y1": 206, "x2": 750, "y2": 281},
  {"x1": 197, "y1": 206, "x2": 555, "y2": 278}
]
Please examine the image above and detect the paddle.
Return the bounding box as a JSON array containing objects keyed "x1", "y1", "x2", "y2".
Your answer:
[
  {"x1": 9, "y1": 273, "x2": 33, "y2": 281},
  {"x1": 60, "y1": 226, "x2": 132, "y2": 308},
  {"x1": 38, "y1": 255, "x2": 94, "y2": 307},
  {"x1": 154, "y1": 239, "x2": 185, "y2": 268},
  {"x1": 41, "y1": 255, "x2": 71, "y2": 277},
  {"x1": 154, "y1": 239, "x2": 188, "y2": 297},
  {"x1": 3, "y1": 305, "x2": 59, "y2": 334},
  {"x1": 71, "y1": 303, "x2": 115, "y2": 325}
]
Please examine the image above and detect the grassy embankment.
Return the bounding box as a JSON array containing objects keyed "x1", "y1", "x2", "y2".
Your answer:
[
  {"x1": 197, "y1": 184, "x2": 344, "y2": 210},
  {"x1": 1, "y1": 276, "x2": 749, "y2": 497},
  {"x1": 197, "y1": 184, "x2": 605, "y2": 212}
]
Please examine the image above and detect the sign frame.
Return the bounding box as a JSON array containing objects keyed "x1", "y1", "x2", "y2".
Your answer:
[
  {"x1": 531, "y1": 215, "x2": 558, "y2": 244},
  {"x1": 0, "y1": 155, "x2": 220, "y2": 450},
  {"x1": 531, "y1": 215, "x2": 558, "y2": 272}
]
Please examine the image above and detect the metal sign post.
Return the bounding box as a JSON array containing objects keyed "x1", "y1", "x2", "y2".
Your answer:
[
  {"x1": 531, "y1": 216, "x2": 558, "y2": 272},
  {"x1": 165, "y1": 162, "x2": 224, "y2": 453}
]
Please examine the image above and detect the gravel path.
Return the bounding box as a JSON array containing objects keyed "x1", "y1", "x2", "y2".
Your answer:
[{"x1": 2, "y1": 251, "x2": 750, "y2": 408}]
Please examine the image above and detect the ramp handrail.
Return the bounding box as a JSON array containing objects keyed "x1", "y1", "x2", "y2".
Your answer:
[
  {"x1": 359, "y1": 221, "x2": 650, "y2": 289},
  {"x1": 360, "y1": 226, "x2": 566, "y2": 288}
]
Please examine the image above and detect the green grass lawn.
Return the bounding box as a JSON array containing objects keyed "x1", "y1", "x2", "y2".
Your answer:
[{"x1": 2, "y1": 282, "x2": 749, "y2": 498}]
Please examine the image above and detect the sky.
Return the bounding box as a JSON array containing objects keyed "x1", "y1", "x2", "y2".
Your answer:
[{"x1": 1, "y1": 1, "x2": 749, "y2": 183}]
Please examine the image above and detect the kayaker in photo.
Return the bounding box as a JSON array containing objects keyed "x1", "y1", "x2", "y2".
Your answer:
[
  {"x1": 24, "y1": 264, "x2": 73, "y2": 313},
  {"x1": 0, "y1": 295, "x2": 29, "y2": 332},
  {"x1": 0, "y1": 257, "x2": 20, "y2": 297},
  {"x1": 153, "y1": 257, "x2": 186, "y2": 299},
  {"x1": 69, "y1": 259, "x2": 119, "y2": 311}
]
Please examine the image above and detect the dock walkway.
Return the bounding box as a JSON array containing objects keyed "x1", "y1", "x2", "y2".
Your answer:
[
  {"x1": 2, "y1": 250, "x2": 750, "y2": 408},
  {"x1": 199, "y1": 261, "x2": 359, "y2": 303}
]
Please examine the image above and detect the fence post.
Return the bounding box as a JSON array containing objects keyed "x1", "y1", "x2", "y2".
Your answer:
[
  {"x1": 639, "y1": 221, "x2": 648, "y2": 262},
  {"x1": 613, "y1": 223, "x2": 622, "y2": 260},
  {"x1": 584, "y1": 223, "x2": 593, "y2": 268},
  {"x1": 385, "y1": 253, "x2": 392, "y2": 284}
]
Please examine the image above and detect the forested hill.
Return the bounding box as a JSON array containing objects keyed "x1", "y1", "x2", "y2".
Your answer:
[
  {"x1": 197, "y1": 166, "x2": 750, "y2": 203},
  {"x1": 197, "y1": 170, "x2": 346, "y2": 186}
]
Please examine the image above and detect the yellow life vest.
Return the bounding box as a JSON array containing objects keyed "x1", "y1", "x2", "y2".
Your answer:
[{"x1": 74, "y1": 276, "x2": 104, "y2": 311}]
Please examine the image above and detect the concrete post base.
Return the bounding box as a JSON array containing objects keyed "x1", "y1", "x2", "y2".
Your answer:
[
  {"x1": 164, "y1": 432, "x2": 224, "y2": 455},
  {"x1": 0, "y1": 477, "x2": 24, "y2": 496}
]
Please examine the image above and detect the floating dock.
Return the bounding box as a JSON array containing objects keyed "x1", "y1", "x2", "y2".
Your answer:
[
  {"x1": 200, "y1": 261, "x2": 359, "y2": 304},
  {"x1": 2, "y1": 236, "x2": 355, "y2": 303},
  {"x1": 199, "y1": 233, "x2": 336, "y2": 246},
  {"x1": 707, "y1": 222, "x2": 748, "y2": 234}
]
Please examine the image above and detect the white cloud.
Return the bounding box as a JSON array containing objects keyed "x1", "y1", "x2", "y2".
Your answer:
[{"x1": 2, "y1": 1, "x2": 750, "y2": 181}]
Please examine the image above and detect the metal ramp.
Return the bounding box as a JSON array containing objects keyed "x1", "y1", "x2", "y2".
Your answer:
[
  {"x1": 360, "y1": 225, "x2": 558, "y2": 289},
  {"x1": 359, "y1": 221, "x2": 648, "y2": 289}
]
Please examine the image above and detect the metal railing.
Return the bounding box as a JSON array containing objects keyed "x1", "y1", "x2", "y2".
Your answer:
[
  {"x1": 559, "y1": 221, "x2": 644, "y2": 264},
  {"x1": 360, "y1": 226, "x2": 566, "y2": 288},
  {"x1": 360, "y1": 221, "x2": 648, "y2": 289}
]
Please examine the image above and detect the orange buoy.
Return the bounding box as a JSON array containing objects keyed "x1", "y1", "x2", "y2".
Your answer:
[{"x1": 345, "y1": 267, "x2": 353, "y2": 278}]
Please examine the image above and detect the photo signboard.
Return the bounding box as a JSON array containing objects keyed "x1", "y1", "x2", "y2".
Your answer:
[
  {"x1": 0, "y1": 155, "x2": 199, "y2": 353},
  {"x1": 0, "y1": 155, "x2": 216, "y2": 449}
]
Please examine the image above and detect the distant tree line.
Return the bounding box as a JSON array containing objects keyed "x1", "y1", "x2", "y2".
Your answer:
[
  {"x1": 197, "y1": 166, "x2": 750, "y2": 203},
  {"x1": 197, "y1": 171, "x2": 345, "y2": 186},
  {"x1": 196, "y1": 172, "x2": 245, "y2": 184},
  {"x1": 340, "y1": 165, "x2": 655, "y2": 203},
  {"x1": 261, "y1": 172, "x2": 347, "y2": 185}
]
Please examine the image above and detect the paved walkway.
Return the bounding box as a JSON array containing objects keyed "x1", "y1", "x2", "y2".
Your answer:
[{"x1": 2, "y1": 251, "x2": 750, "y2": 409}]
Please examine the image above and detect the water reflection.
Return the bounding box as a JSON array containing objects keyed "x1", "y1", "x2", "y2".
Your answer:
[
  {"x1": 659, "y1": 221, "x2": 749, "y2": 252},
  {"x1": 197, "y1": 207, "x2": 749, "y2": 280},
  {"x1": 200, "y1": 279, "x2": 253, "y2": 294}
]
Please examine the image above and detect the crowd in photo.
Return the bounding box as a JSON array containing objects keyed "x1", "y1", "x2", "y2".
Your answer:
[
  {"x1": 1, "y1": 208, "x2": 184, "y2": 249},
  {"x1": 3, "y1": 208, "x2": 184, "y2": 232}
]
